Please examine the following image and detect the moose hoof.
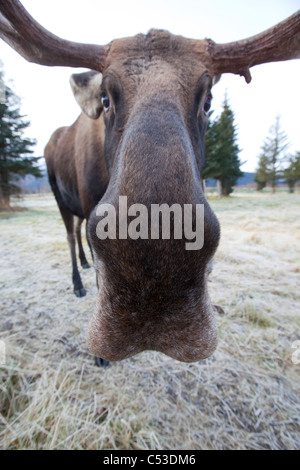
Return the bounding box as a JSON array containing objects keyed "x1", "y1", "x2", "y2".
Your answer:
[
  {"x1": 95, "y1": 356, "x2": 110, "y2": 367},
  {"x1": 74, "y1": 287, "x2": 86, "y2": 298},
  {"x1": 82, "y1": 262, "x2": 91, "y2": 269}
]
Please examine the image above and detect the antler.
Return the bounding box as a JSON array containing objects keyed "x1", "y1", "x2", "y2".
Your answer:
[
  {"x1": 0, "y1": 0, "x2": 110, "y2": 71},
  {"x1": 205, "y1": 10, "x2": 300, "y2": 83},
  {"x1": 1, "y1": 0, "x2": 299, "y2": 80}
]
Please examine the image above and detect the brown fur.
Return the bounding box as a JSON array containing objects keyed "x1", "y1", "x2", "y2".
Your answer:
[
  {"x1": 45, "y1": 30, "x2": 221, "y2": 362},
  {"x1": 1, "y1": 5, "x2": 298, "y2": 364}
]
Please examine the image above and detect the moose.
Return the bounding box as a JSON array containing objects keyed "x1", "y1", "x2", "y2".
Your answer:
[{"x1": 1, "y1": 0, "x2": 299, "y2": 364}]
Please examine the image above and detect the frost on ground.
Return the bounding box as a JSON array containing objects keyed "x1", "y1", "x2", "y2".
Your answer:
[{"x1": 0, "y1": 192, "x2": 300, "y2": 450}]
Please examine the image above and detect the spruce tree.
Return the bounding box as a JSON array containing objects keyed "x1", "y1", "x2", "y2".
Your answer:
[
  {"x1": 0, "y1": 69, "x2": 41, "y2": 209},
  {"x1": 284, "y1": 151, "x2": 300, "y2": 193},
  {"x1": 255, "y1": 116, "x2": 289, "y2": 193},
  {"x1": 204, "y1": 96, "x2": 243, "y2": 196},
  {"x1": 254, "y1": 155, "x2": 269, "y2": 191}
]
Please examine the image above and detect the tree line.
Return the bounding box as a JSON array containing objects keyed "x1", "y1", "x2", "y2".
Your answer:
[
  {"x1": 0, "y1": 68, "x2": 40, "y2": 210},
  {"x1": 204, "y1": 97, "x2": 300, "y2": 195},
  {"x1": 254, "y1": 116, "x2": 300, "y2": 193},
  {"x1": 203, "y1": 96, "x2": 243, "y2": 196},
  {"x1": 0, "y1": 67, "x2": 299, "y2": 211}
]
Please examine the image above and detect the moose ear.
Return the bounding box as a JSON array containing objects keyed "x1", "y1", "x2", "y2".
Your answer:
[
  {"x1": 212, "y1": 75, "x2": 221, "y2": 86},
  {"x1": 70, "y1": 71, "x2": 103, "y2": 119}
]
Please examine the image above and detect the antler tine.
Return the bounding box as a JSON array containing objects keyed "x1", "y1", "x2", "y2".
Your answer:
[
  {"x1": 0, "y1": 0, "x2": 110, "y2": 71},
  {"x1": 205, "y1": 10, "x2": 300, "y2": 83}
]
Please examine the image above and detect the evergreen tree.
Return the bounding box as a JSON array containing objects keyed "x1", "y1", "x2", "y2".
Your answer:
[
  {"x1": 255, "y1": 116, "x2": 289, "y2": 193},
  {"x1": 204, "y1": 110, "x2": 219, "y2": 176},
  {"x1": 254, "y1": 155, "x2": 269, "y2": 191},
  {"x1": 204, "y1": 96, "x2": 243, "y2": 196},
  {"x1": 0, "y1": 69, "x2": 41, "y2": 209},
  {"x1": 283, "y1": 151, "x2": 300, "y2": 193}
]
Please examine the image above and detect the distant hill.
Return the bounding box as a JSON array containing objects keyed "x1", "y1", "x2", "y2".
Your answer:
[
  {"x1": 18, "y1": 173, "x2": 50, "y2": 193},
  {"x1": 17, "y1": 158, "x2": 50, "y2": 193},
  {"x1": 20, "y1": 168, "x2": 257, "y2": 193},
  {"x1": 205, "y1": 172, "x2": 255, "y2": 188}
]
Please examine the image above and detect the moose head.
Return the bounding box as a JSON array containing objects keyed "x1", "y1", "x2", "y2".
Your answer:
[{"x1": 1, "y1": 1, "x2": 299, "y2": 362}]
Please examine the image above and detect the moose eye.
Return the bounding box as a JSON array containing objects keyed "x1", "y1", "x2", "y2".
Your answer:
[
  {"x1": 101, "y1": 95, "x2": 110, "y2": 112},
  {"x1": 204, "y1": 95, "x2": 212, "y2": 114}
]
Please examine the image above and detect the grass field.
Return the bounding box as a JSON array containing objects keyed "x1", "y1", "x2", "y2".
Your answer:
[{"x1": 0, "y1": 191, "x2": 300, "y2": 450}]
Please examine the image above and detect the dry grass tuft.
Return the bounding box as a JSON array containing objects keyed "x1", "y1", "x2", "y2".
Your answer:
[{"x1": 0, "y1": 192, "x2": 300, "y2": 449}]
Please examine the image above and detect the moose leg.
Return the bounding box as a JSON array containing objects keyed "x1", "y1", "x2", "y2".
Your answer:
[
  {"x1": 85, "y1": 221, "x2": 109, "y2": 367},
  {"x1": 61, "y1": 211, "x2": 86, "y2": 298},
  {"x1": 86, "y1": 221, "x2": 94, "y2": 263},
  {"x1": 94, "y1": 357, "x2": 110, "y2": 367},
  {"x1": 75, "y1": 217, "x2": 90, "y2": 269},
  {"x1": 47, "y1": 176, "x2": 86, "y2": 297}
]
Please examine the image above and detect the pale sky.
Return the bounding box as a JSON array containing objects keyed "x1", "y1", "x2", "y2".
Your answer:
[{"x1": 1, "y1": 0, "x2": 300, "y2": 172}]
